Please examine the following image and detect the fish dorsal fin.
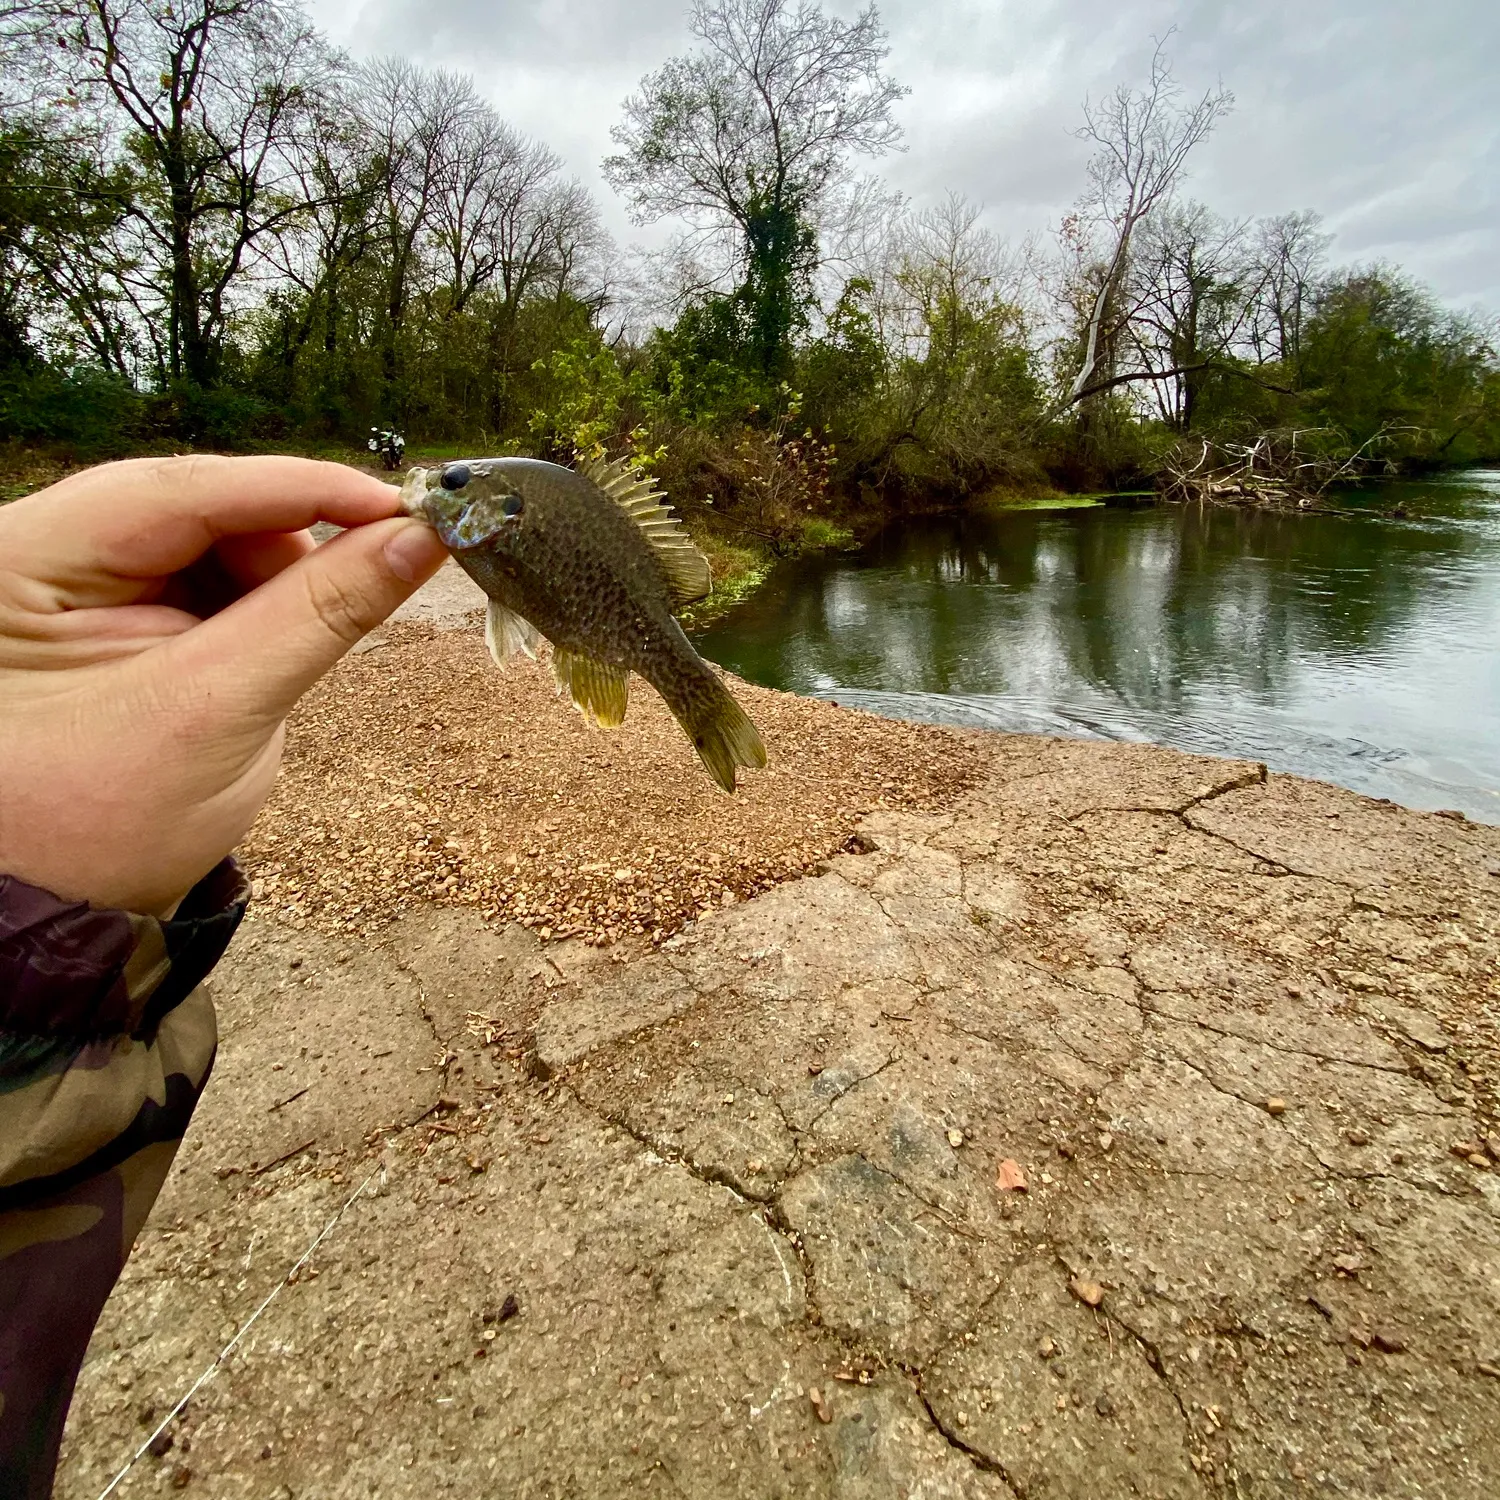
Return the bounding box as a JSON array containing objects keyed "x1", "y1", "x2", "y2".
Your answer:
[
  {"x1": 578, "y1": 455, "x2": 712, "y2": 606},
  {"x1": 552, "y1": 645, "x2": 630, "y2": 728},
  {"x1": 484, "y1": 599, "x2": 541, "y2": 668}
]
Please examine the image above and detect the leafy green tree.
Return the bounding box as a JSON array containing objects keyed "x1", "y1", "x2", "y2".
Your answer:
[
  {"x1": 0, "y1": 116, "x2": 138, "y2": 373},
  {"x1": 1299, "y1": 270, "x2": 1500, "y2": 464}
]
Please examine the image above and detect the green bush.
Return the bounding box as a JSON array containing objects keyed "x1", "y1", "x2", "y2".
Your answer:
[{"x1": 0, "y1": 364, "x2": 144, "y2": 451}]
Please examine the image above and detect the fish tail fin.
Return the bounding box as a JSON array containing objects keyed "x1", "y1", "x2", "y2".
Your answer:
[{"x1": 673, "y1": 670, "x2": 767, "y2": 793}]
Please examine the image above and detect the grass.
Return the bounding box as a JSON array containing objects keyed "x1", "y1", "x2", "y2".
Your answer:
[
  {"x1": 799, "y1": 517, "x2": 856, "y2": 549},
  {"x1": 679, "y1": 534, "x2": 772, "y2": 628}
]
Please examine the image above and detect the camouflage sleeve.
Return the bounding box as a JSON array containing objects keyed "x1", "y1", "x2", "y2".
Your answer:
[{"x1": 0, "y1": 860, "x2": 248, "y2": 1499}]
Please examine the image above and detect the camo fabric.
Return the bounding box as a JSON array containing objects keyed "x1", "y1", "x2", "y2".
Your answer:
[{"x1": 0, "y1": 860, "x2": 247, "y2": 1499}]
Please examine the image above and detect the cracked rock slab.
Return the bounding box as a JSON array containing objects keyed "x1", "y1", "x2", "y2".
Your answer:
[
  {"x1": 782, "y1": 1154, "x2": 1010, "y2": 1365},
  {"x1": 924, "y1": 1261, "x2": 1208, "y2": 1499},
  {"x1": 58, "y1": 738, "x2": 1500, "y2": 1499}
]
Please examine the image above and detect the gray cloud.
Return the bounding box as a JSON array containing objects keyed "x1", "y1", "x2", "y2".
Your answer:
[{"x1": 305, "y1": 0, "x2": 1500, "y2": 309}]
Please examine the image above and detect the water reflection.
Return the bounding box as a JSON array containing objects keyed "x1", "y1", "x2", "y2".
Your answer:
[{"x1": 696, "y1": 471, "x2": 1500, "y2": 820}]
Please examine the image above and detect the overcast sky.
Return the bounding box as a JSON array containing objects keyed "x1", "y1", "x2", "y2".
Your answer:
[{"x1": 302, "y1": 0, "x2": 1500, "y2": 313}]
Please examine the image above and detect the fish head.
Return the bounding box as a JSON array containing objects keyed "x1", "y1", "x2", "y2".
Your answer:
[{"x1": 399, "y1": 459, "x2": 531, "y2": 555}]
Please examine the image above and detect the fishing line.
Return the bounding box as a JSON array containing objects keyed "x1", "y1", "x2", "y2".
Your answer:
[{"x1": 95, "y1": 1159, "x2": 385, "y2": 1499}]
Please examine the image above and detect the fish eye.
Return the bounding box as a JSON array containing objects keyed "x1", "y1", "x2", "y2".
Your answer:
[
  {"x1": 440, "y1": 463, "x2": 470, "y2": 491},
  {"x1": 501, "y1": 495, "x2": 524, "y2": 518}
]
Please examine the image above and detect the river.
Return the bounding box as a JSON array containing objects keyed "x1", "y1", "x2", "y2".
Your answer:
[{"x1": 694, "y1": 470, "x2": 1500, "y2": 823}]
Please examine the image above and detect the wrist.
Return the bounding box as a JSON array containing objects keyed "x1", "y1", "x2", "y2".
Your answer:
[{"x1": 0, "y1": 859, "x2": 249, "y2": 1042}]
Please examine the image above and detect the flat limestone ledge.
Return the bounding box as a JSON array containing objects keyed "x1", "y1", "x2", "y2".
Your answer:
[{"x1": 58, "y1": 736, "x2": 1500, "y2": 1500}]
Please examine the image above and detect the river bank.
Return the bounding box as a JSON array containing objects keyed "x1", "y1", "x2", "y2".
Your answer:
[{"x1": 55, "y1": 576, "x2": 1500, "y2": 1499}]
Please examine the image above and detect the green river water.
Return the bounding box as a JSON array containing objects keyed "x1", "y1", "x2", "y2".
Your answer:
[{"x1": 694, "y1": 470, "x2": 1500, "y2": 823}]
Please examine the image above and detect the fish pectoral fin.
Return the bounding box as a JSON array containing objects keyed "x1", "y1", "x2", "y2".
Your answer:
[
  {"x1": 484, "y1": 600, "x2": 541, "y2": 669},
  {"x1": 552, "y1": 646, "x2": 630, "y2": 728},
  {"x1": 577, "y1": 455, "x2": 713, "y2": 606}
]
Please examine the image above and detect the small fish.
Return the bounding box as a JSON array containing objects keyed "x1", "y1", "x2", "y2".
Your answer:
[{"x1": 399, "y1": 455, "x2": 766, "y2": 792}]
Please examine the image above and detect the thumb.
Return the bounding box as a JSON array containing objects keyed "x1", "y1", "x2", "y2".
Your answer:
[{"x1": 169, "y1": 516, "x2": 449, "y2": 721}]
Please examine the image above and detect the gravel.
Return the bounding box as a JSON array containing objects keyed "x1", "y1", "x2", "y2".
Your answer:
[{"x1": 240, "y1": 619, "x2": 984, "y2": 945}]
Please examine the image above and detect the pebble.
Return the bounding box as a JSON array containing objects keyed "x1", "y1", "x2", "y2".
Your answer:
[
  {"x1": 1036, "y1": 1337, "x2": 1058, "y2": 1359},
  {"x1": 1332, "y1": 1253, "x2": 1364, "y2": 1276},
  {"x1": 1265, "y1": 1098, "x2": 1287, "y2": 1117},
  {"x1": 809, "y1": 1387, "x2": 832, "y2": 1424},
  {"x1": 1477, "y1": 1361, "x2": 1500, "y2": 1378},
  {"x1": 1345, "y1": 1128, "x2": 1369, "y2": 1147},
  {"x1": 1095, "y1": 1392, "x2": 1115, "y2": 1418},
  {"x1": 1489, "y1": 1135, "x2": 1500, "y2": 1162},
  {"x1": 1097, "y1": 1132, "x2": 1114, "y2": 1152},
  {"x1": 946, "y1": 1129, "x2": 964, "y2": 1149},
  {"x1": 1469, "y1": 1153, "x2": 1491, "y2": 1169},
  {"x1": 1371, "y1": 1330, "x2": 1407, "y2": 1354},
  {"x1": 1069, "y1": 1278, "x2": 1105, "y2": 1308}
]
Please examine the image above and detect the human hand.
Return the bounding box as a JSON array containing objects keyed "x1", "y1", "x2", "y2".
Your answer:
[{"x1": 0, "y1": 455, "x2": 449, "y2": 915}]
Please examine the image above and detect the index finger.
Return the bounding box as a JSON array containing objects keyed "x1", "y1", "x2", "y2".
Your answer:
[{"x1": 8, "y1": 455, "x2": 402, "y2": 586}]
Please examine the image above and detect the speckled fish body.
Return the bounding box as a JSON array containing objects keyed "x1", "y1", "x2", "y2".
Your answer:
[{"x1": 399, "y1": 455, "x2": 765, "y2": 792}]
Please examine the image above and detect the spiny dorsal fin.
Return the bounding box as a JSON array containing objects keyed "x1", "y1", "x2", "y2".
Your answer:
[
  {"x1": 578, "y1": 455, "x2": 712, "y2": 605},
  {"x1": 552, "y1": 645, "x2": 630, "y2": 728}
]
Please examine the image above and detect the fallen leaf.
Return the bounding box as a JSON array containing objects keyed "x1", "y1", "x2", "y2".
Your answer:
[
  {"x1": 995, "y1": 1158, "x2": 1028, "y2": 1192},
  {"x1": 809, "y1": 1387, "x2": 832, "y2": 1423}
]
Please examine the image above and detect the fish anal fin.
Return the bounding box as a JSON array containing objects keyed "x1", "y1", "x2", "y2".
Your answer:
[
  {"x1": 485, "y1": 599, "x2": 541, "y2": 668},
  {"x1": 552, "y1": 646, "x2": 630, "y2": 728},
  {"x1": 576, "y1": 455, "x2": 713, "y2": 606}
]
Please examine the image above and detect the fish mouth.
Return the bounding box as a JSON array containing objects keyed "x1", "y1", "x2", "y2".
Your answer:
[{"x1": 396, "y1": 466, "x2": 431, "y2": 518}]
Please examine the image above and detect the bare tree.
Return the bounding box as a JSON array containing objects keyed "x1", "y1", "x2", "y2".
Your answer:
[
  {"x1": 533, "y1": 179, "x2": 611, "y2": 308},
  {"x1": 358, "y1": 58, "x2": 479, "y2": 388},
  {"x1": 605, "y1": 0, "x2": 906, "y2": 372},
  {"x1": 1126, "y1": 200, "x2": 1255, "y2": 428},
  {"x1": 1246, "y1": 209, "x2": 1330, "y2": 376},
  {"x1": 56, "y1": 0, "x2": 335, "y2": 386},
  {"x1": 257, "y1": 87, "x2": 381, "y2": 370},
  {"x1": 1058, "y1": 39, "x2": 1232, "y2": 411},
  {"x1": 429, "y1": 112, "x2": 561, "y2": 315}
]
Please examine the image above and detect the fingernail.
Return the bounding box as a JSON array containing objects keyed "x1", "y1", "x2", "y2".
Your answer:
[{"x1": 384, "y1": 521, "x2": 447, "y2": 582}]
